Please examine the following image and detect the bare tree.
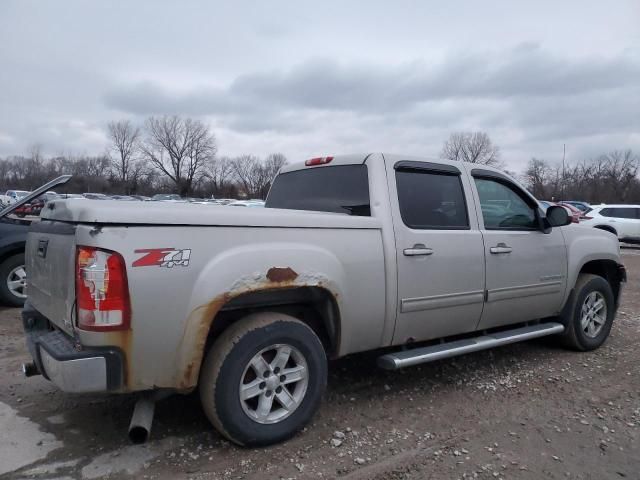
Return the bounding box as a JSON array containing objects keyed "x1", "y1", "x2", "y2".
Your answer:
[
  {"x1": 140, "y1": 115, "x2": 217, "y2": 196},
  {"x1": 524, "y1": 158, "x2": 551, "y2": 198},
  {"x1": 259, "y1": 153, "x2": 288, "y2": 198},
  {"x1": 107, "y1": 120, "x2": 140, "y2": 192},
  {"x1": 440, "y1": 131, "x2": 501, "y2": 166},
  {"x1": 230, "y1": 155, "x2": 261, "y2": 198},
  {"x1": 207, "y1": 156, "x2": 234, "y2": 197}
]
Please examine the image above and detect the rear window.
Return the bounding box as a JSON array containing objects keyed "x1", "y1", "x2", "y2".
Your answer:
[{"x1": 266, "y1": 165, "x2": 370, "y2": 216}]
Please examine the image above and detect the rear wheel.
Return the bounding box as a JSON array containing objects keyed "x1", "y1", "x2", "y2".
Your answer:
[
  {"x1": 559, "y1": 273, "x2": 615, "y2": 351},
  {"x1": 199, "y1": 312, "x2": 327, "y2": 446},
  {"x1": 0, "y1": 253, "x2": 26, "y2": 307}
]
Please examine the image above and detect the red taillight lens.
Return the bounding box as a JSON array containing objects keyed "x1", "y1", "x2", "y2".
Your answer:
[
  {"x1": 305, "y1": 156, "x2": 334, "y2": 166},
  {"x1": 76, "y1": 246, "x2": 130, "y2": 331}
]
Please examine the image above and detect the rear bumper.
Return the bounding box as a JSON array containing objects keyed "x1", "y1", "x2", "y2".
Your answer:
[{"x1": 22, "y1": 302, "x2": 124, "y2": 393}]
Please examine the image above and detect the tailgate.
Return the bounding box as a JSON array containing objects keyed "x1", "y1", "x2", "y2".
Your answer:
[{"x1": 26, "y1": 220, "x2": 77, "y2": 335}]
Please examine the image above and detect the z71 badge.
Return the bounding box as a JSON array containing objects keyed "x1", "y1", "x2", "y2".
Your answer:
[{"x1": 133, "y1": 248, "x2": 191, "y2": 268}]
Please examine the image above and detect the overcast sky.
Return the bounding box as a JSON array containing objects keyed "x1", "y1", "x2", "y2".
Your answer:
[{"x1": 1, "y1": 1, "x2": 639, "y2": 172}]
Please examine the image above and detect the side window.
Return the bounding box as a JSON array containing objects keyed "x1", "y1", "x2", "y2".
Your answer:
[
  {"x1": 613, "y1": 208, "x2": 636, "y2": 219},
  {"x1": 600, "y1": 208, "x2": 613, "y2": 217},
  {"x1": 395, "y1": 169, "x2": 469, "y2": 229},
  {"x1": 474, "y1": 178, "x2": 537, "y2": 230}
]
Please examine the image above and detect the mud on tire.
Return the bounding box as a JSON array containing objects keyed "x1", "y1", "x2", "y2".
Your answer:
[{"x1": 199, "y1": 312, "x2": 327, "y2": 446}]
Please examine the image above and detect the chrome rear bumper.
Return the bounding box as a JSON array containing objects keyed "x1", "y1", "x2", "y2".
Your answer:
[{"x1": 22, "y1": 302, "x2": 124, "y2": 393}]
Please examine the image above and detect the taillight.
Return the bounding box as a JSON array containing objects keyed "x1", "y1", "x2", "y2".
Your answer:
[
  {"x1": 305, "y1": 156, "x2": 333, "y2": 166},
  {"x1": 76, "y1": 246, "x2": 130, "y2": 331}
]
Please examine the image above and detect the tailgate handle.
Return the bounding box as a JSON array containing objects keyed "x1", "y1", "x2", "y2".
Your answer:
[{"x1": 37, "y1": 239, "x2": 49, "y2": 258}]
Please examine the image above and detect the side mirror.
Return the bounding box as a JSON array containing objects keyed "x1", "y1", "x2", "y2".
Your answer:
[{"x1": 546, "y1": 205, "x2": 571, "y2": 228}]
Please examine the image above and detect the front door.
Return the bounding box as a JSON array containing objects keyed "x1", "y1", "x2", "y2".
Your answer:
[
  {"x1": 388, "y1": 160, "x2": 485, "y2": 344},
  {"x1": 470, "y1": 173, "x2": 568, "y2": 330}
]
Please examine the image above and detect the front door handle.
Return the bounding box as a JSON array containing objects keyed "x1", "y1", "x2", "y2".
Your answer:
[
  {"x1": 490, "y1": 243, "x2": 512, "y2": 254},
  {"x1": 403, "y1": 244, "x2": 434, "y2": 256}
]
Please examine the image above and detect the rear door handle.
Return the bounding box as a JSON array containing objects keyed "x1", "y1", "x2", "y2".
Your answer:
[
  {"x1": 490, "y1": 243, "x2": 512, "y2": 254},
  {"x1": 403, "y1": 244, "x2": 434, "y2": 256}
]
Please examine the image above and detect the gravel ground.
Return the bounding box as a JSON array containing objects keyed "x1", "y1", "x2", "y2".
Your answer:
[{"x1": 1, "y1": 251, "x2": 639, "y2": 479}]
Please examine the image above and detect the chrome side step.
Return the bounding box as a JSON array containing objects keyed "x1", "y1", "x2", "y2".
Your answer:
[{"x1": 377, "y1": 322, "x2": 565, "y2": 370}]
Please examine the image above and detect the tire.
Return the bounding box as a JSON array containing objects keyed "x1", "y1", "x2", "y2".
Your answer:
[
  {"x1": 559, "y1": 273, "x2": 615, "y2": 351},
  {"x1": 0, "y1": 253, "x2": 26, "y2": 307},
  {"x1": 199, "y1": 312, "x2": 327, "y2": 446}
]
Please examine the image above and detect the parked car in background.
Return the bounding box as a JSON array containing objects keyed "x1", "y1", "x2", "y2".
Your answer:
[
  {"x1": 152, "y1": 193, "x2": 182, "y2": 201},
  {"x1": 562, "y1": 201, "x2": 591, "y2": 213},
  {"x1": 0, "y1": 176, "x2": 71, "y2": 306},
  {"x1": 557, "y1": 202, "x2": 582, "y2": 223},
  {"x1": 228, "y1": 200, "x2": 266, "y2": 207},
  {"x1": 539, "y1": 201, "x2": 580, "y2": 223},
  {"x1": 110, "y1": 195, "x2": 138, "y2": 201},
  {"x1": 580, "y1": 205, "x2": 640, "y2": 243},
  {"x1": 83, "y1": 193, "x2": 111, "y2": 200},
  {"x1": 0, "y1": 190, "x2": 30, "y2": 206}
]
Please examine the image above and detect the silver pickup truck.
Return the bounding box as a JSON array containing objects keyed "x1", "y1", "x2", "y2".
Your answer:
[{"x1": 22, "y1": 153, "x2": 625, "y2": 446}]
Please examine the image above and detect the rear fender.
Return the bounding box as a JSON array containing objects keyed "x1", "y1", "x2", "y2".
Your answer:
[{"x1": 174, "y1": 242, "x2": 347, "y2": 390}]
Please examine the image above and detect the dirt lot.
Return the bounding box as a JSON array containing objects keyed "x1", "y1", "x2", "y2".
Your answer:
[{"x1": 1, "y1": 252, "x2": 639, "y2": 480}]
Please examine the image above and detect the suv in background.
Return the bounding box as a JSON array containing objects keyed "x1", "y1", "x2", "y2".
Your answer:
[{"x1": 580, "y1": 205, "x2": 640, "y2": 243}]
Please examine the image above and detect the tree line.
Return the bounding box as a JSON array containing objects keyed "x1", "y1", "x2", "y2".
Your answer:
[
  {"x1": 441, "y1": 131, "x2": 639, "y2": 204},
  {"x1": 1, "y1": 124, "x2": 637, "y2": 203},
  {"x1": 0, "y1": 115, "x2": 287, "y2": 199}
]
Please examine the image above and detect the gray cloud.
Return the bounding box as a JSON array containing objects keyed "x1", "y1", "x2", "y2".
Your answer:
[{"x1": 2, "y1": 0, "x2": 640, "y2": 171}]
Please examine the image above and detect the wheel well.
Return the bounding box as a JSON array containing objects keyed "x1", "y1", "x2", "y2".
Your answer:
[
  {"x1": 205, "y1": 286, "x2": 341, "y2": 358},
  {"x1": 579, "y1": 260, "x2": 622, "y2": 305},
  {"x1": 594, "y1": 225, "x2": 617, "y2": 235},
  {"x1": 0, "y1": 245, "x2": 25, "y2": 265}
]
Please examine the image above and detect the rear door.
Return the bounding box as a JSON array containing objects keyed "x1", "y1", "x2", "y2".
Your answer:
[
  {"x1": 386, "y1": 159, "x2": 485, "y2": 344},
  {"x1": 469, "y1": 169, "x2": 567, "y2": 330},
  {"x1": 610, "y1": 207, "x2": 640, "y2": 240}
]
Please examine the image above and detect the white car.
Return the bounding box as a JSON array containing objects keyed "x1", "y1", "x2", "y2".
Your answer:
[
  {"x1": 0, "y1": 190, "x2": 30, "y2": 206},
  {"x1": 580, "y1": 204, "x2": 640, "y2": 242}
]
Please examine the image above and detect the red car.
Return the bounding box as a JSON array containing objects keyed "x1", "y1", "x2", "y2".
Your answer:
[
  {"x1": 557, "y1": 202, "x2": 582, "y2": 223},
  {"x1": 540, "y1": 201, "x2": 581, "y2": 223}
]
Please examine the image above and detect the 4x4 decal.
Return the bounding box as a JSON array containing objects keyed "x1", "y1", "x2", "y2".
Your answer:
[{"x1": 133, "y1": 248, "x2": 191, "y2": 268}]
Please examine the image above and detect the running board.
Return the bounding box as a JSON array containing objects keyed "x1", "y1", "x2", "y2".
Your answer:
[{"x1": 377, "y1": 322, "x2": 565, "y2": 370}]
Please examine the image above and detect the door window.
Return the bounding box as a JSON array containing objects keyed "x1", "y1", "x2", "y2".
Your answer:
[
  {"x1": 474, "y1": 178, "x2": 537, "y2": 230},
  {"x1": 395, "y1": 169, "x2": 469, "y2": 229},
  {"x1": 609, "y1": 208, "x2": 636, "y2": 219}
]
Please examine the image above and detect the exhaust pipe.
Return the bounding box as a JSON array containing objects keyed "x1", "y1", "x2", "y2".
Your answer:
[
  {"x1": 22, "y1": 362, "x2": 41, "y2": 377},
  {"x1": 128, "y1": 396, "x2": 156, "y2": 444}
]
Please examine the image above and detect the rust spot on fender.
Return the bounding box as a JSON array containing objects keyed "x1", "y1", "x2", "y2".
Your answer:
[{"x1": 266, "y1": 267, "x2": 298, "y2": 283}]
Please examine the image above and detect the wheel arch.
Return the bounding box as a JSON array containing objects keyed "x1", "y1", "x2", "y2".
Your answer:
[
  {"x1": 593, "y1": 224, "x2": 617, "y2": 236},
  {"x1": 0, "y1": 242, "x2": 25, "y2": 263},
  {"x1": 176, "y1": 283, "x2": 342, "y2": 392},
  {"x1": 578, "y1": 259, "x2": 624, "y2": 307}
]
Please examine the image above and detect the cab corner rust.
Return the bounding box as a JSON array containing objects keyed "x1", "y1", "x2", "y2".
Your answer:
[{"x1": 266, "y1": 266, "x2": 298, "y2": 283}]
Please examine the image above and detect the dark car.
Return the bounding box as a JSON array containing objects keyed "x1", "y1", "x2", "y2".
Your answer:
[
  {"x1": 0, "y1": 176, "x2": 72, "y2": 306},
  {"x1": 0, "y1": 216, "x2": 29, "y2": 305}
]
